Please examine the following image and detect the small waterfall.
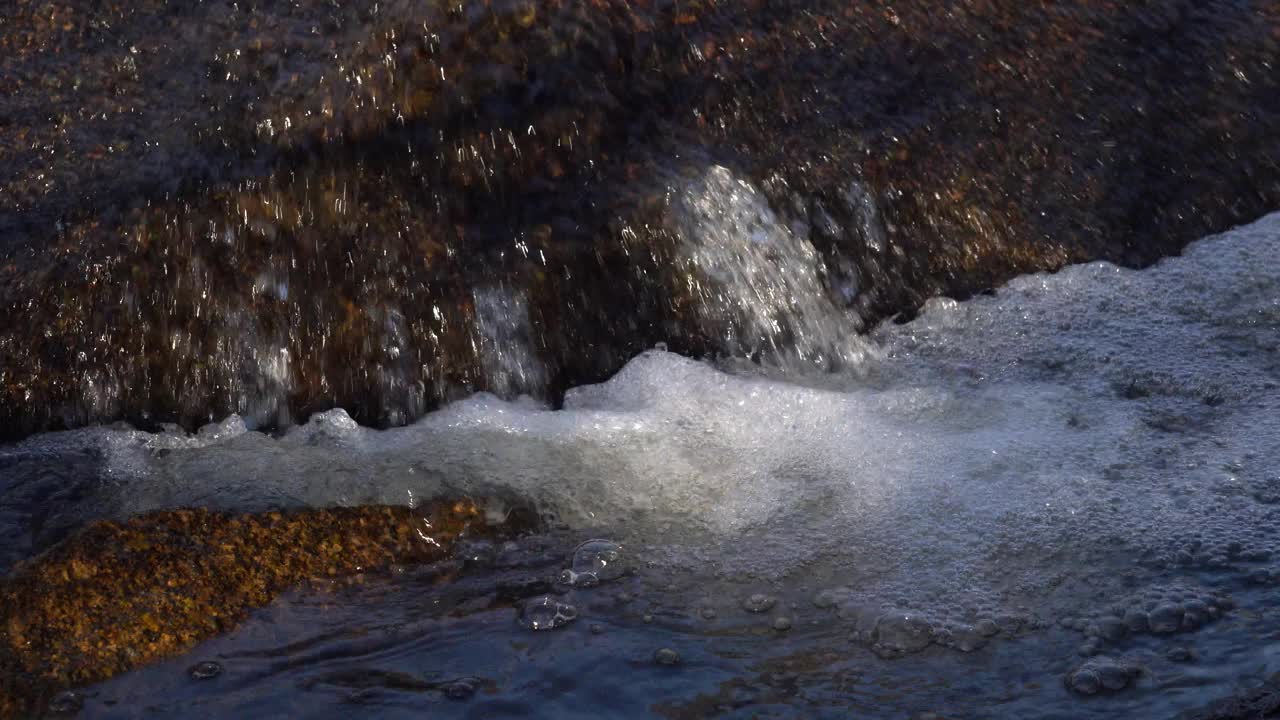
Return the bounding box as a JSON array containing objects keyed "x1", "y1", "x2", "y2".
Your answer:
[
  {"x1": 671, "y1": 165, "x2": 876, "y2": 372},
  {"x1": 472, "y1": 286, "x2": 548, "y2": 399}
]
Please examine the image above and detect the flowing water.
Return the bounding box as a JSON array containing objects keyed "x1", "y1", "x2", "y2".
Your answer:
[
  {"x1": 3, "y1": 201, "x2": 1278, "y2": 717},
  {"x1": 3, "y1": 2, "x2": 1280, "y2": 717}
]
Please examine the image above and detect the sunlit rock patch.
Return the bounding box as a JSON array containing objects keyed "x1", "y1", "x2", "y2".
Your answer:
[{"x1": 0, "y1": 500, "x2": 524, "y2": 718}]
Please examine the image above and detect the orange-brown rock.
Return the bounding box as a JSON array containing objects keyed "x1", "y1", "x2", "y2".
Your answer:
[{"x1": 0, "y1": 501, "x2": 511, "y2": 718}]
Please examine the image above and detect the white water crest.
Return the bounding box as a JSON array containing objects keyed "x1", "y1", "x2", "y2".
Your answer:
[{"x1": 3, "y1": 212, "x2": 1279, "y2": 646}]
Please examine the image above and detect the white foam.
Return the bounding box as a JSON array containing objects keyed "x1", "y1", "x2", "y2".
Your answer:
[{"x1": 4, "y1": 213, "x2": 1279, "y2": 628}]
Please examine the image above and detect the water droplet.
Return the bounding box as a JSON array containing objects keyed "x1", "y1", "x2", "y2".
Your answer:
[
  {"x1": 772, "y1": 616, "x2": 793, "y2": 631},
  {"x1": 519, "y1": 596, "x2": 578, "y2": 631},
  {"x1": 560, "y1": 539, "x2": 626, "y2": 587},
  {"x1": 189, "y1": 660, "x2": 222, "y2": 680}
]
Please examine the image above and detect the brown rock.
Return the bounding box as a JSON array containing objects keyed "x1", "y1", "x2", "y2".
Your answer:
[{"x1": 0, "y1": 500, "x2": 520, "y2": 717}]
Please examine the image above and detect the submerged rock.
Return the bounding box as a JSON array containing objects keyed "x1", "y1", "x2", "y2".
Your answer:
[{"x1": 0, "y1": 500, "x2": 521, "y2": 718}]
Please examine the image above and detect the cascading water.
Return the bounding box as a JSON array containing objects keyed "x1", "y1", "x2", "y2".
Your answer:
[
  {"x1": 3, "y1": 1, "x2": 1280, "y2": 718},
  {"x1": 671, "y1": 165, "x2": 874, "y2": 372},
  {"x1": 4, "y1": 199, "x2": 1279, "y2": 716}
]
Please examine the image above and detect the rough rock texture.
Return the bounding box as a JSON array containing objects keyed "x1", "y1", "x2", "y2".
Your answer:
[
  {"x1": 0, "y1": 500, "x2": 512, "y2": 718},
  {"x1": 1, "y1": 0, "x2": 1277, "y2": 438}
]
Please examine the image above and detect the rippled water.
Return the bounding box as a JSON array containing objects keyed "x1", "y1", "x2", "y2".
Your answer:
[{"x1": 4, "y1": 213, "x2": 1278, "y2": 717}]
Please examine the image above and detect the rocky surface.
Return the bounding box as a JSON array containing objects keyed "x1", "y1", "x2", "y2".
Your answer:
[
  {"x1": 0, "y1": 500, "x2": 519, "y2": 717},
  {"x1": 1, "y1": 0, "x2": 1277, "y2": 438}
]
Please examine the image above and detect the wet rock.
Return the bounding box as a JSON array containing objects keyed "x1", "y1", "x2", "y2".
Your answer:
[{"x1": 0, "y1": 501, "x2": 519, "y2": 718}]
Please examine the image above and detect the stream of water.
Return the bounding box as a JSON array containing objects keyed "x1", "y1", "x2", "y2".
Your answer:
[{"x1": 4, "y1": 202, "x2": 1277, "y2": 717}]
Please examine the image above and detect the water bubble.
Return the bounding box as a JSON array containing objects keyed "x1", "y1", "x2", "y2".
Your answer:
[
  {"x1": 741, "y1": 593, "x2": 777, "y2": 613},
  {"x1": 1066, "y1": 657, "x2": 1140, "y2": 695},
  {"x1": 772, "y1": 616, "x2": 793, "y2": 631},
  {"x1": 654, "y1": 648, "x2": 682, "y2": 666},
  {"x1": 1123, "y1": 609, "x2": 1150, "y2": 633},
  {"x1": 948, "y1": 625, "x2": 988, "y2": 653},
  {"x1": 519, "y1": 596, "x2": 578, "y2": 631},
  {"x1": 812, "y1": 588, "x2": 844, "y2": 609},
  {"x1": 1092, "y1": 616, "x2": 1127, "y2": 642},
  {"x1": 1148, "y1": 604, "x2": 1184, "y2": 634},
  {"x1": 48, "y1": 691, "x2": 83, "y2": 715},
  {"x1": 873, "y1": 613, "x2": 934, "y2": 658},
  {"x1": 444, "y1": 677, "x2": 481, "y2": 700},
  {"x1": 560, "y1": 539, "x2": 626, "y2": 587},
  {"x1": 1067, "y1": 667, "x2": 1102, "y2": 695},
  {"x1": 189, "y1": 660, "x2": 223, "y2": 680},
  {"x1": 1183, "y1": 599, "x2": 1209, "y2": 628}
]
